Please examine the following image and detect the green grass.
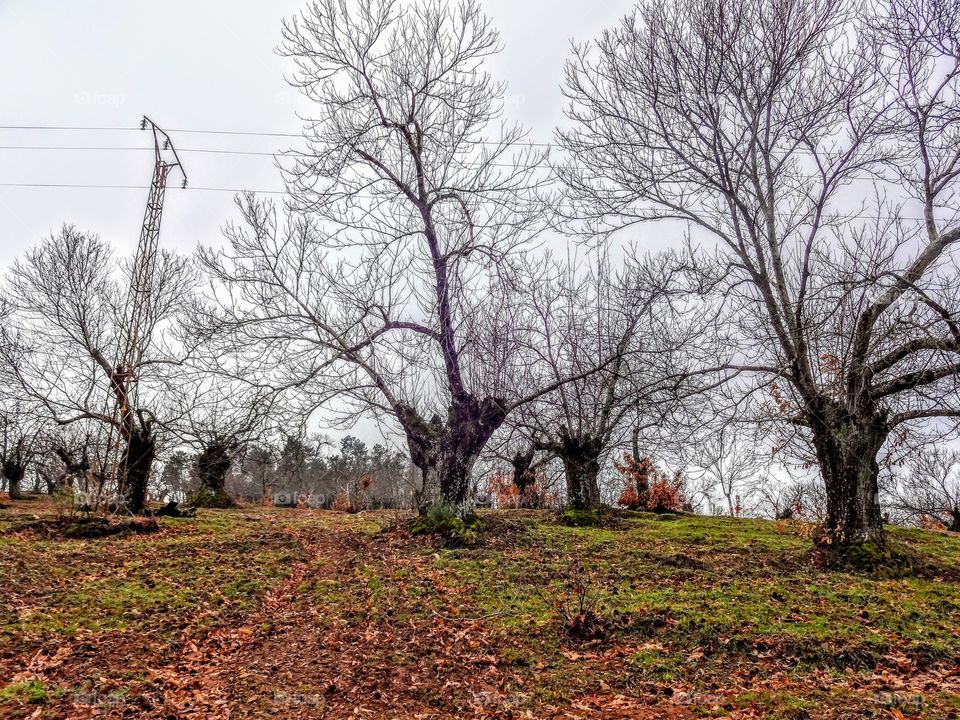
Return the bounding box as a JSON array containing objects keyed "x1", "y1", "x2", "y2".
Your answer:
[
  {"x1": 0, "y1": 508, "x2": 301, "y2": 642},
  {"x1": 1, "y1": 500, "x2": 959, "y2": 719},
  {"x1": 0, "y1": 680, "x2": 60, "y2": 704},
  {"x1": 391, "y1": 512, "x2": 960, "y2": 713}
]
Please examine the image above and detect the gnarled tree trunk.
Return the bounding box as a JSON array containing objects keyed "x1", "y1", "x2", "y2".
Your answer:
[
  {"x1": 402, "y1": 396, "x2": 507, "y2": 512},
  {"x1": 123, "y1": 425, "x2": 156, "y2": 515},
  {"x1": 558, "y1": 431, "x2": 603, "y2": 510},
  {"x1": 511, "y1": 448, "x2": 536, "y2": 496},
  {"x1": 3, "y1": 460, "x2": 26, "y2": 500},
  {"x1": 195, "y1": 443, "x2": 233, "y2": 496},
  {"x1": 809, "y1": 402, "x2": 887, "y2": 546}
]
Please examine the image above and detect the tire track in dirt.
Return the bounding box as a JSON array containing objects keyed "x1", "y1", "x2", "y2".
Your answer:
[{"x1": 142, "y1": 525, "x2": 340, "y2": 720}]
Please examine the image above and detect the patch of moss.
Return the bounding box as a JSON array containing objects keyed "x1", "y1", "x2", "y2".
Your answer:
[
  {"x1": 0, "y1": 679, "x2": 59, "y2": 704},
  {"x1": 630, "y1": 648, "x2": 682, "y2": 681},
  {"x1": 654, "y1": 512, "x2": 681, "y2": 522},
  {"x1": 63, "y1": 517, "x2": 124, "y2": 539},
  {"x1": 59, "y1": 516, "x2": 159, "y2": 539},
  {"x1": 824, "y1": 539, "x2": 918, "y2": 578}
]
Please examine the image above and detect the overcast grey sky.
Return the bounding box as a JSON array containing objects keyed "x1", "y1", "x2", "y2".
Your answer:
[{"x1": 0, "y1": 0, "x2": 626, "y2": 268}]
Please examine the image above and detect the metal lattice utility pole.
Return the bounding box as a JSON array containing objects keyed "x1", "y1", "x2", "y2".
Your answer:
[{"x1": 104, "y1": 117, "x2": 186, "y2": 510}]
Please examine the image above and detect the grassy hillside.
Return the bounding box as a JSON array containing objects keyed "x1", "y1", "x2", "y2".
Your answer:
[{"x1": 1, "y1": 499, "x2": 959, "y2": 719}]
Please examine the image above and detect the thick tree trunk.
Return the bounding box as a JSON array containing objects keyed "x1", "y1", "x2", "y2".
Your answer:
[
  {"x1": 195, "y1": 443, "x2": 232, "y2": 495},
  {"x1": 401, "y1": 396, "x2": 507, "y2": 512},
  {"x1": 400, "y1": 408, "x2": 443, "y2": 511},
  {"x1": 559, "y1": 432, "x2": 602, "y2": 510},
  {"x1": 949, "y1": 508, "x2": 960, "y2": 533},
  {"x1": 43, "y1": 473, "x2": 62, "y2": 495},
  {"x1": 809, "y1": 409, "x2": 886, "y2": 546},
  {"x1": 438, "y1": 448, "x2": 480, "y2": 508},
  {"x1": 3, "y1": 461, "x2": 26, "y2": 500},
  {"x1": 511, "y1": 448, "x2": 536, "y2": 495},
  {"x1": 6, "y1": 471, "x2": 23, "y2": 500},
  {"x1": 410, "y1": 447, "x2": 481, "y2": 511},
  {"x1": 123, "y1": 426, "x2": 156, "y2": 515}
]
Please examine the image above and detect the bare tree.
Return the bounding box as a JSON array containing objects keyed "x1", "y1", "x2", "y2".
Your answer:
[
  {"x1": 0, "y1": 401, "x2": 48, "y2": 500},
  {"x1": 685, "y1": 425, "x2": 765, "y2": 517},
  {"x1": 196, "y1": 0, "x2": 591, "y2": 511},
  {"x1": 37, "y1": 424, "x2": 102, "y2": 498},
  {"x1": 508, "y1": 252, "x2": 698, "y2": 509},
  {"x1": 752, "y1": 473, "x2": 828, "y2": 522},
  {"x1": 164, "y1": 379, "x2": 276, "y2": 507},
  {"x1": 0, "y1": 226, "x2": 197, "y2": 513},
  {"x1": 891, "y1": 447, "x2": 960, "y2": 530},
  {"x1": 559, "y1": 0, "x2": 960, "y2": 547}
]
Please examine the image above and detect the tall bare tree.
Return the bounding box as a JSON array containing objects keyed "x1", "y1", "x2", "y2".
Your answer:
[
  {"x1": 559, "y1": 0, "x2": 960, "y2": 547},
  {"x1": 0, "y1": 226, "x2": 197, "y2": 513},
  {"x1": 197, "y1": 0, "x2": 588, "y2": 510}
]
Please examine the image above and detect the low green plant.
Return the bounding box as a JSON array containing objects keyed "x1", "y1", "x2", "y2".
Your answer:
[
  {"x1": 410, "y1": 502, "x2": 481, "y2": 547},
  {"x1": 0, "y1": 679, "x2": 58, "y2": 704},
  {"x1": 823, "y1": 539, "x2": 918, "y2": 578},
  {"x1": 559, "y1": 507, "x2": 603, "y2": 527},
  {"x1": 188, "y1": 489, "x2": 234, "y2": 509}
]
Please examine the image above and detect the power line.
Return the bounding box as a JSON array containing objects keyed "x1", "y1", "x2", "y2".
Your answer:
[
  {"x1": 0, "y1": 138, "x2": 903, "y2": 182},
  {"x1": 0, "y1": 124, "x2": 942, "y2": 223},
  {"x1": 0, "y1": 182, "x2": 286, "y2": 195},
  {"x1": 0, "y1": 124, "x2": 556, "y2": 148},
  {"x1": 0, "y1": 124, "x2": 917, "y2": 181},
  {"x1": 0, "y1": 180, "x2": 934, "y2": 223},
  {"x1": 0, "y1": 145, "x2": 555, "y2": 170},
  {"x1": 0, "y1": 145, "x2": 284, "y2": 155},
  {"x1": 0, "y1": 125, "x2": 139, "y2": 132}
]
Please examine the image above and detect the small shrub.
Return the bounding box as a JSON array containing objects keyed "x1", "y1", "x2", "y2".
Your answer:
[
  {"x1": 489, "y1": 471, "x2": 521, "y2": 508},
  {"x1": 410, "y1": 502, "x2": 481, "y2": 547},
  {"x1": 617, "y1": 484, "x2": 641, "y2": 510},
  {"x1": 331, "y1": 492, "x2": 353, "y2": 512},
  {"x1": 646, "y1": 472, "x2": 686, "y2": 513},
  {"x1": 189, "y1": 488, "x2": 234, "y2": 509},
  {"x1": 559, "y1": 507, "x2": 603, "y2": 527},
  {"x1": 616, "y1": 455, "x2": 654, "y2": 510},
  {"x1": 488, "y1": 470, "x2": 558, "y2": 509},
  {"x1": 616, "y1": 455, "x2": 686, "y2": 513},
  {"x1": 536, "y1": 560, "x2": 611, "y2": 641},
  {"x1": 919, "y1": 515, "x2": 946, "y2": 531}
]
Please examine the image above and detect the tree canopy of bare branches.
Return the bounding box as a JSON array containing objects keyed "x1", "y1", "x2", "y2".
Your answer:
[
  {"x1": 559, "y1": 0, "x2": 960, "y2": 546},
  {"x1": 162, "y1": 378, "x2": 277, "y2": 506},
  {"x1": 195, "y1": 0, "x2": 595, "y2": 510},
  {"x1": 505, "y1": 251, "x2": 700, "y2": 508},
  {"x1": 890, "y1": 446, "x2": 960, "y2": 530}
]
